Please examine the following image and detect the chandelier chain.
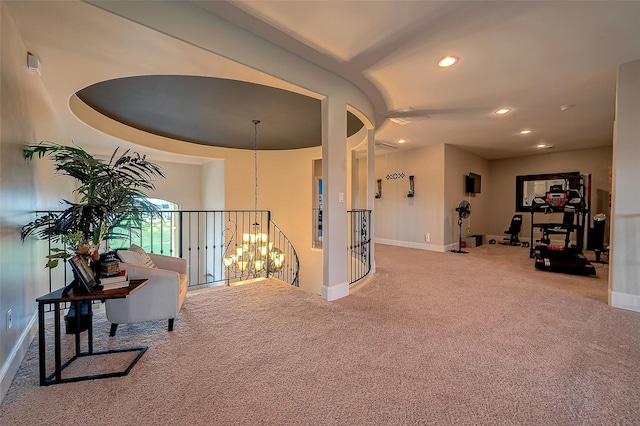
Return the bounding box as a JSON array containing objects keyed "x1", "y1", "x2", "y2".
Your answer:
[
  {"x1": 253, "y1": 120, "x2": 260, "y2": 212},
  {"x1": 221, "y1": 119, "x2": 285, "y2": 281}
]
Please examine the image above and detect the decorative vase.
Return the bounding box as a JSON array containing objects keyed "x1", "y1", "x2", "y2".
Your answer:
[{"x1": 100, "y1": 252, "x2": 120, "y2": 278}]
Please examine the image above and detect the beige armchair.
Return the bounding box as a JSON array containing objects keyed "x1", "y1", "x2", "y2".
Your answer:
[{"x1": 105, "y1": 252, "x2": 188, "y2": 336}]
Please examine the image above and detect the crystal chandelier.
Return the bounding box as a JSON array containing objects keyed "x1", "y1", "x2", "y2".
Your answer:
[
  {"x1": 223, "y1": 120, "x2": 285, "y2": 280},
  {"x1": 223, "y1": 231, "x2": 285, "y2": 276}
]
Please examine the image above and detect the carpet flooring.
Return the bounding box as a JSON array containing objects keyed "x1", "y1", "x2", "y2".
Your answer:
[{"x1": 1, "y1": 243, "x2": 639, "y2": 425}]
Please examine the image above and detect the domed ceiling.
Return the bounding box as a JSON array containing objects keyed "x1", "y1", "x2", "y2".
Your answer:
[{"x1": 76, "y1": 75, "x2": 365, "y2": 150}]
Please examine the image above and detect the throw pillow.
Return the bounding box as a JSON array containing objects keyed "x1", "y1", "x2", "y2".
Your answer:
[
  {"x1": 115, "y1": 246, "x2": 157, "y2": 269},
  {"x1": 129, "y1": 244, "x2": 157, "y2": 268},
  {"x1": 115, "y1": 249, "x2": 144, "y2": 266}
]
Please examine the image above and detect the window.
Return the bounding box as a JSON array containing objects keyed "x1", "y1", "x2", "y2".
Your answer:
[{"x1": 110, "y1": 198, "x2": 179, "y2": 255}]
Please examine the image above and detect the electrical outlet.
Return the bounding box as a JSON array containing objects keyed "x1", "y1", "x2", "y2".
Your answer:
[
  {"x1": 425, "y1": 233, "x2": 431, "y2": 242},
  {"x1": 6, "y1": 309, "x2": 12, "y2": 330}
]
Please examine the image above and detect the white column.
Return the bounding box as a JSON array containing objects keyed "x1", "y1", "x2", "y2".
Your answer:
[
  {"x1": 609, "y1": 59, "x2": 640, "y2": 312},
  {"x1": 367, "y1": 127, "x2": 376, "y2": 274},
  {"x1": 321, "y1": 96, "x2": 349, "y2": 301}
]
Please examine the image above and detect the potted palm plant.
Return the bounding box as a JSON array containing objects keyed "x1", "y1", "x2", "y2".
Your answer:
[
  {"x1": 21, "y1": 142, "x2": 165, "y2": 333},
  {"x1": 22, "y1": 142, "x2": 165, "y2": 262}
]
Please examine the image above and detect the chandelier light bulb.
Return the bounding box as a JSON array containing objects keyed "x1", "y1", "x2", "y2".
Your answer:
[
  {"x1": 254, "y1": 260, "x2": 263, "y2": 272},
  {"x1": 237, "y1": 260, "x2": 248, "y2": 272}
]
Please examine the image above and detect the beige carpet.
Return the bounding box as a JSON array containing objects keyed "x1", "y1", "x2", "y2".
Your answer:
[{"x1": 2, "y1": 243, "x2": 639, "y2": 425}]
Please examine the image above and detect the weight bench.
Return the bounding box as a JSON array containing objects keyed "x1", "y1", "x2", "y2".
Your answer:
[{"x1": 501, "y1": 214, "x2": 523, "y2": 246}]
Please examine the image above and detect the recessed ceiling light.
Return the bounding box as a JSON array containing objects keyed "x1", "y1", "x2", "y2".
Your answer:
[
  {"x1": 438, "y1": 56, "x2": 458, "y2": 68},
  {"x1": 397, "y1": 139, "x2": 406, "y2": 144},
  {"x1": 536, "y1": 143, "x2": 553, "y2": 149},
  {"x1": 495, "y1": 108, "x2": 511, "y2": 115},
  {"x1": 520, "y1": 129, "x2": 532, "y2": 134},
  {"x1": 560, "y1": 104, "x2": 575, "y2": 111}
]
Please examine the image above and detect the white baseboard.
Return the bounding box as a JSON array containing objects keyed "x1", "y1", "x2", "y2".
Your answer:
[
  {"x1": 375, "y1": 238, "x2": 447, "y2": 252},
  {"x1": 445, "y1": 243, "x2": 459, "y2": 252},
  {"x1": 610, "y1": 291, "x2": 640, "y2": 313},
  {"x1": 1, "y1": 311, "x2": 38, "y2": 404},
  {"x1": 321, "y1": 281, "x2": 349, "y2": 301}
]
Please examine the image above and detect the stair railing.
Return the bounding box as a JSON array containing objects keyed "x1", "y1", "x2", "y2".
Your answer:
[
  {"x1": 347, "y1": 209, "x2": 372, "y2": 284},
  {"x1": 31, "y1": 209, "x2": 300, "y2": 295}
]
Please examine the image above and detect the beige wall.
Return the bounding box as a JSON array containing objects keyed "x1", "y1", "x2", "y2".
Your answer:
[
  {"x1": 201, "y1": 159, "x2": 225, "y2": 211},
  {"x1": 444, "y1": 145, "x2": 491, "y2": 247},
  {"x1": 262, "y1": 148, "x2": 324, "y2": 295},
  {"x1": 488, "y1": 146, "x2": 613, "y2": 242},
  {"x1": 150, "y1": 160, "x2": 204, "y2": 210},
  {"x1": 373, "y1": 143, "x2": 490, "y2": 251},
  {"x1": 353, "y1": 155, "x2": 368, "y2": 210},
  {"x1": 374, "y1": 144, "x2": 446, "y2": 249},
  {"x1": 0, "y1": 4, "x2": 73, "y2": 400}
]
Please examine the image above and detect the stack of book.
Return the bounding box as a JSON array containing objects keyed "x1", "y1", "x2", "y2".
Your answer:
[{"x1": 99, "y1": 270, "x2": 129, "y2": 290}]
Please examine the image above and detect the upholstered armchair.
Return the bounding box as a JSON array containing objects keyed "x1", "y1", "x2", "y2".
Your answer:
[{"x1": 105, "y1": 248, "x2": 188, "y2": 336}]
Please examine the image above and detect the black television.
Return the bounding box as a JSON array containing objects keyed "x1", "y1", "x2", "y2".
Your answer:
[{"x1": 465, "y1": 173, "x2": 481, "y2": 194}]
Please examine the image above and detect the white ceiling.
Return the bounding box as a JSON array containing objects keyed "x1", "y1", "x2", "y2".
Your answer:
[
  {"x1": 198, "y1": 0, "x2": 640, "y2": 159},
  {"x1": 6, "y1": 1, "x2": 640, "y2": 161}
]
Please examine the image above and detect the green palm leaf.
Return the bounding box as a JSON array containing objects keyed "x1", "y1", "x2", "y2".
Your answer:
[{"x1": 22, "y1": 142, "x2": 165, "y2": 267}]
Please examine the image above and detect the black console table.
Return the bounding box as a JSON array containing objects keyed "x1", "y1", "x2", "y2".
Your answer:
[{"x1": 36, "y1": 279, "x2": 148, "y2": 386}]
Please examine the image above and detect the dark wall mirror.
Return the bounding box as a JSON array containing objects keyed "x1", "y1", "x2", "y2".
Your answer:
[{"x1": 515, "y1": 172, "x2": 580, "y2": 212}]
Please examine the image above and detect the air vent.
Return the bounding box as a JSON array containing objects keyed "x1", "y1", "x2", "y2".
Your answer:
[
  {"x1": 375, "y1": 141, "x2": 399, "y2": 150},
  {"x1": 382, "y1": 108, "x2": 430, "y2": 125}
]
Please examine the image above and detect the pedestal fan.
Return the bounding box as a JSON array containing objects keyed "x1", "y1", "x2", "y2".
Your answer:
[{"x1": 452, "y1": 200, "x2": 471, "y2": 254}]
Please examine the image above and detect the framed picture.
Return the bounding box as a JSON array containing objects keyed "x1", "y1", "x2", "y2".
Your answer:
[{"x1": 69, "y1": 255, "x2": 97, "y2": 293}]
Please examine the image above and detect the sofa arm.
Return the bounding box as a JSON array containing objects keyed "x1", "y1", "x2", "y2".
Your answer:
[
  {"x1": 120, "y1": 262, "x2": 178, "y2": 287},
  {"x1": 148, "y1": 253, "x2": 187, "y2": 274},
  {"x1": 105, "y1": 269, "x2": 181, "y2": 324}
]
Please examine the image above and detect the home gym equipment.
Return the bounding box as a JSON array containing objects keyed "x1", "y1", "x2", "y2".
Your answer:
[
  {"x1": 534, "y1": 245, "x2": 595, "y2": 275},
  {"x1": 529, "y1": 181, "x2": 595, "y2": 275},
  {"x1": 590, "y1": 213, "x2": 608, "y2": 264},
  {"x1": 501, "y1": 214, "x2": 523, "y2": 246},
  {"x1": 451, "y1": 200, "x2": 471, "y2": 254}
]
